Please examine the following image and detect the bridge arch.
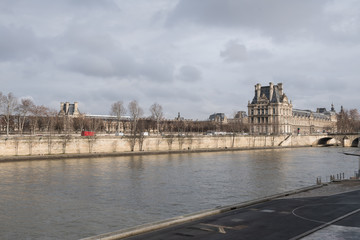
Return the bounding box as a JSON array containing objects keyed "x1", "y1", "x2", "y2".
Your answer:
[
  {"x1": 352, "y1": 137, "x2": 360, "y2": 147},
  {"x1": 316, "y1": 137, "x2": 340, "y2": 146}
]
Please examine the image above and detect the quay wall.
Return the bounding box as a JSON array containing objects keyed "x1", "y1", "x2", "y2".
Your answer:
[{"x1": 0, "y1": 134, "x2": 324, "y2": 158}]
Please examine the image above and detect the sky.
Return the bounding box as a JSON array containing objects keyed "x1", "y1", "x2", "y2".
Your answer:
[{"x1": 1, "y1": 0, "x2": 360, "y2": 120}]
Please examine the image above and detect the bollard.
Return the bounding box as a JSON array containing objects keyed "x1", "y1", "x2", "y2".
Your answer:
[
  {"x1": 331, "y1": 175, "x2": 335, "y2": 181},
  {"x1": 316, "y1": 177, "x2": 322, "y2": 185}
]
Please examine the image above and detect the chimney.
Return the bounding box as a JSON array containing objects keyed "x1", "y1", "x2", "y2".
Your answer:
[
  {"x1": 278, "y1": 83, "x2": 283, "y2": 95},
  {"x1": 74, "y1": 102, "x2": 79, "y2": 115},
  {"x1": 60, "y1": 102, "x2": 64, "y2": 113},
  {"x1": 65, "y1": 102, "x2": 70, "y2": 114},
  {"x1": 255, "y1": 83, "x2": 261, "y2": 101},
  {"x1": 269, "y1": 82, "x2": 274, "y2": 101}
]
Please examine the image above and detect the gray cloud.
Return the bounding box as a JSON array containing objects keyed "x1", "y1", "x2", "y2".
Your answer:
[
  {"x1": 62, "y1": 52, "x2": 173, "y2": 83},
  {"x1": 56, "y1": 24, "x2": 174, "y2": 82},
  {"x1": 220, "y1": 40, "x2": 247, "y2": 63},
  {"x1": 1, "y1": 0, "x2": 360, "y2": 119},
  {"x1": 220, "y1": 39, "x2": 273, "y2": 63},
  {"x1": 176, "y1": 65, "x2": 202, "y2": 82},
  {"x1": 167, "y1": 0, "x2": 353, "y2": 41},
  {"x1": 1, "y1": 0, "x2": 119, "y2": 15},
  {"x1": 0, "y1": 25, "x2": 45, "y2": 61},
  {"x1": 168, "y1": 1, "x2": 326, "y2": 27}
]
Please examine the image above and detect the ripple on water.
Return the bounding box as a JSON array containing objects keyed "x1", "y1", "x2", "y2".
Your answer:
[{"x1": 0, "y1": 147, "x2": 357, "y2": 239}]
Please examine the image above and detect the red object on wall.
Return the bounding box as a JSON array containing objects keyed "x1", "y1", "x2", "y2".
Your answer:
[{"x1": 81, "y1": 131, "x2": 95, "y2": 136}]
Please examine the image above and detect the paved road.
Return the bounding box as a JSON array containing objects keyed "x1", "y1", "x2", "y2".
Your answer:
[{"x1": 124, "y1": 189, "x2": 360, "y2": 240}]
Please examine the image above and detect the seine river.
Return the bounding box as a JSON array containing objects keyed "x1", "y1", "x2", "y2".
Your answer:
[{"x1": 0, "y1": 147, "x2": 358, "y2": 239}]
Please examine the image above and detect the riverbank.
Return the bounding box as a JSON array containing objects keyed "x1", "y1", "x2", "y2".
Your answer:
[
  {"x1": 82, "y1": 180, "x2": 360, "y2": 240},
  {"x1": 0, "y1": 145, "x2": 311, "y2": 162},
  {"x1": 0, "y1": 134, "x2": 329, "y2": 161}
]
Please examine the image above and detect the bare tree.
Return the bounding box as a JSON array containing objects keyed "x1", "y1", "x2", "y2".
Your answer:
[
  {"x1": 16, "y1": 98, "x2": 35, "y2": 135},
  {"x1": 72, "y1": 114, "x2": 88, "y2": 133},
  {"x1": 29, "y1": 105, "x2": 49, "y2": 134},
  {"x1": 337, "y1": 107, "x2": 360, "y2": 133},
  {"x1": 128, "y1": 100, "x2": 144, "y2": 151},
  {"x1": 43, "y1": 108, "x2": 58, "y2": 134},
  {"x1": 150, "y1": 102, "x2": 163, "y2": 135},
  {"x1": 128, "y1": 100, "x2": 144, "y2": 134},
  {"x1": 53, "y1": 114, "x2": 65, "y2": 133},
  {"x1": 0, "y1": 92, "x2": 18, "y2": 135},
  {"x1": 111, "y1": 101, "x2": 126, "y2": 133},
  {"x1": 349, "y1": 109, "x2": 360, "y2": 121},
  {"x1": 89, "y1": 118, "x2": 104, "y2": 132}
]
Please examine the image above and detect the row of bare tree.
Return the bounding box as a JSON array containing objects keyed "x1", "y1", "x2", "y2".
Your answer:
[
  {"x1": 0, "y1": 93, "x2": 247, "y2": 136},
  {"x1": 110, "y1": 100, "x2": 163, "y2": 134},
  {"x1": 7, "y1": 92, "x2": 357, "y2": 137},
  {"x1": 0, "y1": 92, "x2": 65, "y2": 135},
  {"x1": 110, "y1": 100, "x2": 248, "y2": 135}
]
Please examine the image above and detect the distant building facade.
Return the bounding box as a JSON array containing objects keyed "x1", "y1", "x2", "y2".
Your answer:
[
  {"x1": 234, "y1": 111, "x2": 247, "y2": 119},
  {"x1": 59, "y1": 102, "x2": 80, "y2": 117},
  {"x1": 58, "y1": 101, "x2": 130, "y2": 133},
  {"x1": 248, "y1": 83, "x2": 337, "y2": 135},
  {"x1": 209, "y1": 113, "x2": 228, "y2": 123}
]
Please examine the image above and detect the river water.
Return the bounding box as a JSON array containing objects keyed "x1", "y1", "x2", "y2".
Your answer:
[{"x1": 0, "y1": 147, "x2": 358, "y2": 239}]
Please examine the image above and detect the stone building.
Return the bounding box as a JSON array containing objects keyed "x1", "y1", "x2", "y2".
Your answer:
[
  {"x1": 59, "y1": 102, "x2": 80, "y2": 117},
  {"x1": 248, "y1": 83, "x2": 337, "y2": 135},
  {"x1": 209, "y1": 113, "x2": 228, "y2": 123},
  {"x1": 58, "y1": 101, "x2": 140, "y2": 133},
  {"x1": 234, "y1": 111, "x2": 247, "y2": 119},
  {"x1": 292, "y1": 106, "x2": 337, "y2": 134}
]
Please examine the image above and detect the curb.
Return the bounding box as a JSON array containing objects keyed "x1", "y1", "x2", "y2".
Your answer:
[{"x1": 80, "y1": 184, "x2": 323, "y2": 240}]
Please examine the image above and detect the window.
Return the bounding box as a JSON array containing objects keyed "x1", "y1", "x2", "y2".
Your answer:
[{"x1": 273, "y1": 108, "x2": 276, "y2": 114}]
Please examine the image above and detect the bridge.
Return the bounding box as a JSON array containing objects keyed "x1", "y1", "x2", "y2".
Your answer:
[{"x1": 315, "y1": 133, "x2": 360, "y2": 147}]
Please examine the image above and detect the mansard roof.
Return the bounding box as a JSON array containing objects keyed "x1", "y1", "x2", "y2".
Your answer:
[
  {"x1": 292, "y1": 109, "x2": 331, "y2": 120},
  {"x1": 251, "y1": 85, "x2": 282, "y2": 104},
  {"x1": 292, "y1": 109, "x2": 312, "y2": 117}
]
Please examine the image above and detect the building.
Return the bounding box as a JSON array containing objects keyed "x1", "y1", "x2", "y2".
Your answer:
[
  {"x1": 234, "y1": 111, "x2": 247, "y2": 119},
  {"x1": 209, "y1": 113, "x2": 228, "y2": 123},
  {"x1": 248, "y1": 83, "x2": 337, "y2": 135},
  {"x1": 292, "y1": 106, "x2": 337, "y2": 134},
  {"x1": 175, "y1": 112, "x2": 185, "y2": 121},
  {"x1": 59, "y1": 102, "x2": 80, "y2": 117}
]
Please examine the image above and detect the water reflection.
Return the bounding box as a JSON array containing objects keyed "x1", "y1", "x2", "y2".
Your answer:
[{"x1": 0, "y1": 147, "x2": 357, "y2": 239}]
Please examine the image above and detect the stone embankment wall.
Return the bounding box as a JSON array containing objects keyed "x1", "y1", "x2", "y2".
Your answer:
[{"x1": 0, "y1": 134, "x2": 324, "y2": 157}]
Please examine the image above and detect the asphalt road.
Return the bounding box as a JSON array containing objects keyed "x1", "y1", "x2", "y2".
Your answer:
[{"x1": 124, "y1": 189, "x2": 360, "y2": 240}]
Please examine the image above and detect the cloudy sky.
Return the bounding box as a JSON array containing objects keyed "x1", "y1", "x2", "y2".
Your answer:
[{"x1": 1, "y1": 0, "x2": 359, "y2": 119}]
